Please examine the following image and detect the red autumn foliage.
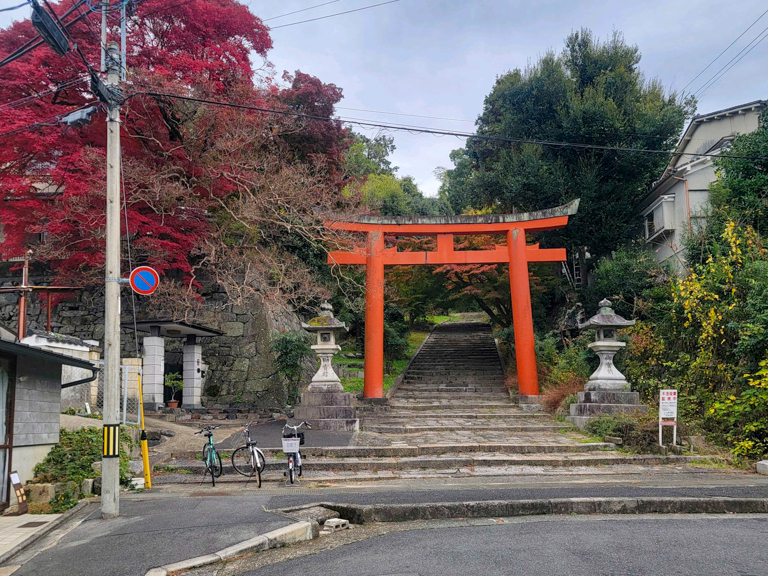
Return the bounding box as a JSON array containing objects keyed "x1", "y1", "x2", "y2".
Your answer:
[{"x1": 0, "y1": 0, "x2": 354, "y2": 303}]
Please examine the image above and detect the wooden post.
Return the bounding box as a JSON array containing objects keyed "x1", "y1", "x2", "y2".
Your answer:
[
  {"x1": 363, "y1": 231, "x2": 385, "y2": 399},
  {"x1": 507, "y1": 228, "x2": 539, "y2": 397}
]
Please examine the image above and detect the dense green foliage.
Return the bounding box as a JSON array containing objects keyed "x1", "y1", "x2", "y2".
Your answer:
[
  {"x1": 33, "y1": 428, "x2": 132, "y2": 485},
  {"x1": 270, "y1": 331, "x2": 313, "y2": 404},
  {"x1": 439, "y1": 29, "x2": 691, "y2": 263}
]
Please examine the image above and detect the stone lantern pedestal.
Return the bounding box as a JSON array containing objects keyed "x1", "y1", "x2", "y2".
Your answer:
[
  {"x1": 566, "y1": 299, "x2": 648, "y2": 429},
  {"x1": 294, "y1": 303, "x2": 359, "y2": 431}
]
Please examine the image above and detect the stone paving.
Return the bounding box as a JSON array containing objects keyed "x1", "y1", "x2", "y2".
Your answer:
[{"x1": 0, "y1": 513, "x2": 62, "y2": 562}]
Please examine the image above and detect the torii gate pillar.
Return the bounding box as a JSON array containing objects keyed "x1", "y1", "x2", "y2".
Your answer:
[
  {"x1": 327, "y1": 199, "x2": 579, "y2": 401},
  {"x1": 364, "y1": 231, "x2": 385, "y2": 399},
  {"x1": 508, "y1": 228, "x2": 539, "y2": 397}
]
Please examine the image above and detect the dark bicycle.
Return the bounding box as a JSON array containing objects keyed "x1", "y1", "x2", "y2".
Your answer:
[{"x1": 195, "y1": 425, "x2": 222, "y2": 486}]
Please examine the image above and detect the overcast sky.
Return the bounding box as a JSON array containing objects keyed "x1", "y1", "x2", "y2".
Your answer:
[{"x1": 3, "y1": 0, "x2": 767, "y2": 197}]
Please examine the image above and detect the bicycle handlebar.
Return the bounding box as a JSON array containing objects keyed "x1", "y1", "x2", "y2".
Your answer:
[
  {"x1": 282, "y1": 421, "x2": 311, "y2": 432},
  {"x1": 194, "y1": 425, "x2": 221, "y2": 435}
]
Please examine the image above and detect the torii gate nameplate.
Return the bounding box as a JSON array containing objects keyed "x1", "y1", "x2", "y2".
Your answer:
[{"x1": 326, "y1": 199, "x2": 579, "y2": 400}]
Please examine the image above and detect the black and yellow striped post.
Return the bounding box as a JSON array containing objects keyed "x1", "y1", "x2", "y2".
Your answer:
[{"x1": 103, "y1": 423, "x2": 120, "y2": 458}]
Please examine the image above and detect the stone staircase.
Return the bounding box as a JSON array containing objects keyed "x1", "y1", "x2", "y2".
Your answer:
[
  {"x1": 152, "y1": 322, "x2": 717, "y2": 484},
  {"x1": 361, "y1": 322, "x2": 557, "y2": 434}
]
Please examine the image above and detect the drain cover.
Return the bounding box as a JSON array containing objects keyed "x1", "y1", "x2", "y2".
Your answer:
[{"x1": 19, "y1": 521, "x2": 48, "y2": 528}]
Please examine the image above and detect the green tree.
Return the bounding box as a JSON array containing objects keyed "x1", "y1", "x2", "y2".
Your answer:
[
  {"x1": 345, "y1": 133, "x2": 397, "y2": 177},
  {"x1": 441, "y1": 29, "x2": 692, "y2": 264}
]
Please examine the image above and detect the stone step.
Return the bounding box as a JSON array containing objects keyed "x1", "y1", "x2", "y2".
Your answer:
[
  {"x1": 394, "y1": 392, "x2": 511, "y2": 399},
  {"x1": 166, "y1": 442, "x2": 615, "y2": 460},
  {"x1": 387, "y1": 402, "x2": 518, "y2": 411},
  {"x1": 374, "y1": 412, "x2": 548, "y2": 419},
  {"x1": 363, "y1": 423, "x2": 566, "y2": 433},
  {"x1": 155, "y1": 453, "x2": 715, "y2": 477}
]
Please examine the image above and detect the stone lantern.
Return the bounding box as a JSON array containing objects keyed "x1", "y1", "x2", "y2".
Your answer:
[
  {"x1": 566, "y1": 299, "x2": 648, "y2": 429},
  {"x1": 579, "y1": 299, "x2": 635, "y2": 391},
  {"x1": 293, "y1": 302, "x2": 359, "y2": 431},
  {"x1": 301, "y1": 301, "x2": 348, "y2": 393}
]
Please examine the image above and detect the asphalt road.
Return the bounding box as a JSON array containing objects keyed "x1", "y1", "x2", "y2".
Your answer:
[
  {"x1": 11, "y1": 496, "x2": 289, "y2": 576},
  {"x1": 218, "y1": 420, "x2": 354, "y2": 449},
  {"x1": 265, "y1": 481, "x2": 768, "y2": 509},
  {"x1": 243, "y1": 515, "x2": 768, "y2": 576}
]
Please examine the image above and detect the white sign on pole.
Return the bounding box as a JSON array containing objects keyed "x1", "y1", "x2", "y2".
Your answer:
[{"x1": 659, "y1": 389, "x2": 678, "y2": 447}]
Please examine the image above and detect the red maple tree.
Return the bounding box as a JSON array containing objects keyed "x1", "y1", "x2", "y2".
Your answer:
[{"x1": 0, "y1": 0, "x2": 354, "y2": 305}]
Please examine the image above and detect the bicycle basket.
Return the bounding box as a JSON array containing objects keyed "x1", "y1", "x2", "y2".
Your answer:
[
  {"x1": 299, "y1": 432, "x2": 305, "y2": 446},
  {"x1": 282, "y1": 437, "x2": 301, "y2": 453}
]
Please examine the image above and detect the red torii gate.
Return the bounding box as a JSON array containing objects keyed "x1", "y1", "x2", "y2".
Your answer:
[{"x1": 327, "y1": 199, "x2": 580, "y2": 400}]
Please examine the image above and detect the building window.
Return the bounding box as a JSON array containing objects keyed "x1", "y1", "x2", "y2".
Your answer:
[{"x1": 645, "y1": 213, "x2": 656, "y2": 238}]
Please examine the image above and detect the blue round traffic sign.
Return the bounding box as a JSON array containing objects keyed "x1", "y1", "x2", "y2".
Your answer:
[{"x1": 129, "y1": 266, "x2": 159, "y2": 295}]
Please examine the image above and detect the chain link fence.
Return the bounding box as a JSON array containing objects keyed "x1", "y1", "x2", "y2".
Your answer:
[{"x1": 70, "y1": 360, "x2": 142, "y2": 425}]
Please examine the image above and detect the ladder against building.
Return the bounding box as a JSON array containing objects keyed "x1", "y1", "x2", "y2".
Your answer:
[{"x1": 326, "y1": 199, "x2": 580, "y2": 401}]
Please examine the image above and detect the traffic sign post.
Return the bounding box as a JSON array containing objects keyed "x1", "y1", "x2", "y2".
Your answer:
[
  {"x1": 659, "y1": 389, "x2": 678, "y2": 447},
  {"x1": 129, "y1": 266, "x2": 159, "y2": 295}
]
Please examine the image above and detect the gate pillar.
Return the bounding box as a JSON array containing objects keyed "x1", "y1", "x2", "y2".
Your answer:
[
  {"x1": 363, "y1": 231, "x2": 385, "y2": 399},
  {"x1": 507, "y1": 228, "x2": 539, "y2": 397}
]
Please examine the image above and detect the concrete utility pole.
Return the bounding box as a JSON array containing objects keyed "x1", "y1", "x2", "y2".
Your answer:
[{"x1": 101, "y1": 40, "x2": 122, "y2": 519}]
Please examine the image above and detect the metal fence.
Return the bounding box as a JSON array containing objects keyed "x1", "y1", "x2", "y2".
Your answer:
[{"x1": 84, "y1": 361, "x2": 141, "y2": 425}]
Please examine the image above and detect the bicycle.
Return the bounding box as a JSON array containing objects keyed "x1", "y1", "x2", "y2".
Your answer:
[
  {"x1": 195, "y1": 425, "x2": 222, "y2": 486},
  {"x1": 231, "y1": 421, "x2": 267, "y2": 488},
  {"x1": 282, "y1": 421, "x2": 310, "y2": 484}
]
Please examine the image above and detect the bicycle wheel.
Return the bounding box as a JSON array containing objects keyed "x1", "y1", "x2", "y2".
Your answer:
[
  {"x1": 211, "y1": 450, "x2": 223, "y2": 478},
  {"x1": 231, "y1": 446, "x2": 255, "y2": 477},
  {"x1": 254, "y1": 448, "x2": 267, "y2": 473},
  {"x1": 202, "y1": 444, "x2": 210, "y2": 475},
  {"x1": 288, "y1": 456, "x2": 295, "y2": 484}
]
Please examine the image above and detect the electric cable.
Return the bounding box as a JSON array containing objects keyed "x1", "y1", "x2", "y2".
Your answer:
[
  {"x1": 123, "y1": 90, "x2": 768, "y2": 161},
  {"x1": 0, "y1": 2, "x2": 94, "y2": 69},
  {"x1": 0, "y1": 76, "x2": 88, "y2": 109},
  {"x1": 263, "y1": 0, "x2": 341, "y2": 21},
  {"x1": 0, "y1": 1, "x2": 30, "y2": 12},
  {"x1": 695, "y1": 28, "x2": 768, "y2": 98},
  {"x1": 270, "y1": 0, "x2": 400, "y2": 29},
  {"x1": 0, "y1": 100, "x2": 98, "y2": 137},
  {"x1": 682, "y1": 8, "x2": 768, "y2": 93},
  {"x1": 693, "y1": 23, "x2": 768, "y2": 97}
]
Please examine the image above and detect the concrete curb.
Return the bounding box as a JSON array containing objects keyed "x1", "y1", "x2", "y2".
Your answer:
[
  {"x1": 308, "y1": 497, "x2": 768, "y2": 524},
  {"x1": 0, "y1": 499, "x2": 94, "y2": 566},
  {"x1": 145, "y1": 521, "x2": 318, "y2": 576}
]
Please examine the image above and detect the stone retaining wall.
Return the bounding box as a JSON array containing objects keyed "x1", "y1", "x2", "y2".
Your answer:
[{"x1": 0, "y1": 269, "x2": 309, "y2": 407}]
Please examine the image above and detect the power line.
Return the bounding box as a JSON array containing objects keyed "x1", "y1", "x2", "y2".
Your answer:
[
  {"x1": 693, "y1": 23, "x2": 768, "y2": 97},
  {"x1": 270, "y1": 0, "x2": 400, "y2": 30},
  {"x1": 0, "y1": 101, "x2": 97, "y2": 137},
  {"x1": 0, "y1": 76, "x2": 88, "y2": 109},
  {"x1": 696, "y1": 28, "x2": 768, "y2": 98},
  {"x1": 0, "y1": 1, "x2": 93, "y2": 69},
  {"x1": 263, "y1": 0, "x2": 342, "y2": 21},
  {"x1": 682, "y1": 8, "x2": 768, "y2": 93},
  {"x1": 0, "y1": 1, "x2": 30, "y2": 12},
  {"x1": 335, "y1": 105, "x2": 475, "y2": 123},
  {"x1": 123, "y1": 90, "x2": 768, "y2": 161}
]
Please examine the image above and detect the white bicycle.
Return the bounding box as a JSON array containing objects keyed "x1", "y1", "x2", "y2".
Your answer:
[
  {"x1": 231, "y1": 421, "x2": 267, "y2": 488},
  {"x1": 282, "y1": 421, "x2": 310, "y2": 484}
]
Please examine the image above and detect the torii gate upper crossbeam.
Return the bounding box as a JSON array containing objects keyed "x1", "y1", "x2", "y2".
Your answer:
[{"x1": 325, "y1": 199, "x2": 579, "y2": 400}]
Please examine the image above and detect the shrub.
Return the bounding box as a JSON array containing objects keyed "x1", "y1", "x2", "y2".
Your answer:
[
  {"x1": 270, "y1": 331, "x2": 313, "y2": 404},
  {"x1": 33, "y1": 427, "x2": 133, "y2": 486},
  {"x1": 541, "y1": 380, "x2": 583, "y2": 415},
  {"x1": 586, "y1": 413, "x2": 663, "y2": 452}
]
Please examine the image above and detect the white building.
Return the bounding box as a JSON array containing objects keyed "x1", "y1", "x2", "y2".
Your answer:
[{"x1": 637, "y1": 100, "x2": 765, "y2": 272}]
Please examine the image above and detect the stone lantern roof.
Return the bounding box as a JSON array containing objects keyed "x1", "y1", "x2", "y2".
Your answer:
[
  {"x1": 301, "y1": 302, "x2": 348, "y2": 333},
  {"x1": 578, "y1": 299, "x2": 635, "y2": 331}
]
